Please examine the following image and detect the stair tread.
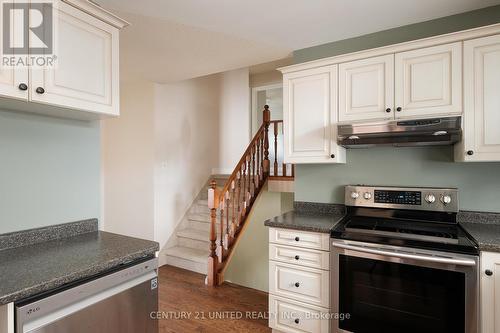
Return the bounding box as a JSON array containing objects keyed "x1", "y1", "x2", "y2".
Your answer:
[
  {"x1": 165, "y1": 246, "x2": 208, "y2": 263},
  {"x1": 177, "y1": 228, "x2": 210, "y2": 242}
]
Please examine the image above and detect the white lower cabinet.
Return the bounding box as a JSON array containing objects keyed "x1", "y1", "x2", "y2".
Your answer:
[
  {"x1": 456, "y1": 34, "x2": 500, "y2": 162},
  {"x1": 269, "y1": 295, "x2": 330, "y2": 333},
  {"x1": 481, "y1": 251, "x2": 500, "y2": 333},
  {"x1": 268, "y1": 228, "x2": 330, "y2": 333}
]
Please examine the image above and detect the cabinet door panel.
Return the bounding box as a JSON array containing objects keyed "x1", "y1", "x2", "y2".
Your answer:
[
  {"x1": 30, "y1": 2, "x2": 119, "y2": 116},
  {"x1": 0, "y1": 0, "x2": 28, "y2": 101},
  {"x1": 395, "y1": 42, "x2": 462, "y2": 119},
  {"x1": 339, "y1": 55, "x2": 394, "y2": 122},
  {"x1": 481, "y1": 251, "x2": 500, "y2": 333},
  {"x1": 460, "y1": 35, "x2": 500, "y2": 161},
  {"x1": 283, "y1": 66, "x2": 345, "y2": 164}
]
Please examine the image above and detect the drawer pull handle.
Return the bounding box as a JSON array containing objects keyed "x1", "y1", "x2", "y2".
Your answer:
[
  {"x1": 486, "y1": 269, "x2": 493, "y2": 276},
  {"x1": 294, "y1": 282, "x2": 300, "y2": 288},
  {"x1": 294, "y1": 237, "x2": 300, "y2": 242},
  {"x1": 294, "y1": 255, "x2": 300, "y2": 260},
  {"x1": 294, "y1": 318, "x2": 300, "y2": 324}
]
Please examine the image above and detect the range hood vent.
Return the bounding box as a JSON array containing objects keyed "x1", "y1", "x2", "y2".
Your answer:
[{"x1": 337, "y1": 116, "x2": 462, "y2": 148}]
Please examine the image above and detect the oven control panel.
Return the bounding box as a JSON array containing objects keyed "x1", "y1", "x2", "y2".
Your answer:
[
  {"x1": 345, "y1": 185, "x2": 458, "y2": 212},
  {"x1": 374, "y1": 190, "x2": 422, "y2": 205}
]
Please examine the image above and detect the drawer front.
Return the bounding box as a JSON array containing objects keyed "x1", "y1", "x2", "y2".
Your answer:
[
  {"x1": 269, "y1": 228, "x2": 330, "y2": 251},
  {"x1": 269, "y1": 295, "x2": 330, "y2": 333},
  {"x1": 269, "y1": 261, "x2": 329, "y2": 307},
  {"x1": 269, "y1": 244, "x2": 329, "y2": 270}
]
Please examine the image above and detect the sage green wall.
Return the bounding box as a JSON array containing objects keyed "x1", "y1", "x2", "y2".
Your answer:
[
  {"x1": 293, "y1": 6, "x2": 500, "y2": 213},
  {"x1": 0, "y1": 109, "x2": 101, "y2": 233},
  {"x1": 225, "y1": 190, "x2": 294, "y2": 292},
  {"x1": 294, "y1": 5, "x2": 500, "y2": 63},
  {"x1": 295, "y1": 147, "x2": 500, "y2": 212}
]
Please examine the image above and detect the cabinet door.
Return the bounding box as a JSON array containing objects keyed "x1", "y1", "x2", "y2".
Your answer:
[
  {"x1": 0, "y1": 0, "x2": 28, "y2": 101},
  {"x1": 395, "y1": 42, "x2": 462, "y2": 119},
  {"x1": 339, "y1": 54, "x2": 394, "y2": 122},
  {"x1": 459, "y1": 35, "x2": 500, "y2": 162},
  {"x1": 30, "y1": 2, "x2": 119, "y2": 116},
  {"x1": 481, "y1": 251, "x2": 500, "y2": 333},
  {"x1": 283, "y1": 66, "x2": 345, "y2": 164}
]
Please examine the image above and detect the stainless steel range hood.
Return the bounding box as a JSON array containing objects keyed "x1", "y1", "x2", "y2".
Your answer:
[{"x1": 337, "y1": 116, "x2": 462, "y2": 148}]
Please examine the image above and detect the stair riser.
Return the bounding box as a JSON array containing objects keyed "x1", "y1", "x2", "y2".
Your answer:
[
  {"x1": 165, "y1": 255, "x2": 207, "y2": 275},
  {"x1": 178, "y1": 237, "x2": 210, "y2": 251}
]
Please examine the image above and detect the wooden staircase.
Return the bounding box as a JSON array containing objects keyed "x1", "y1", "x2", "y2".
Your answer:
[
  {"x1": 207, "y1": 105, "x2": 294, "y2": 286},
  {"x1": 164, "y1": 176, "x2": 228, "y2": 274}
]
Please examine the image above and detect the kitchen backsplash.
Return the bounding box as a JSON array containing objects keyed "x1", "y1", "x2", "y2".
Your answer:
[
  {"x1": 295, "y1": 146, "x2": 500, "y2": 213},
  {"x1": 0, "y1": 109, "x2": 100, "y2": 233}
]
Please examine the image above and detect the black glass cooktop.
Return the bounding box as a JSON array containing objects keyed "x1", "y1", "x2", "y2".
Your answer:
[{"x1": 331, "y1": 208, "x2": 479, "y2": 255}]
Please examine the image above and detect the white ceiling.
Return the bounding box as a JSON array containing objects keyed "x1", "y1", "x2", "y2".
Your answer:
[{"x1": 98, "y1": 0, "x2": 500, "y2": 83}]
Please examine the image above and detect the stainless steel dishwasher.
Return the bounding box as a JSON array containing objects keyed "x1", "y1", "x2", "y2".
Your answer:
[{"x1": 15, "y1": 257, "x2": 158, "y2": 333}]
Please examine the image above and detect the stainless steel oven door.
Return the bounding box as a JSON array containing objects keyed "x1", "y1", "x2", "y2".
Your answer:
[{"x1": 331, "y1": 239, "x2": 479, "y2": 333}]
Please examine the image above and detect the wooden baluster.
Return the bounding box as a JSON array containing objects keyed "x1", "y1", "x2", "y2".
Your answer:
[
  {"x1": 255, "y1": 141, "x2": 260, "y2": 189},
  {"x1": 207, "y1": 180, "x2": 218, "y2": 286},
  {"x1": 246, "y1": 155, "x2": 251, "y2": 200},
  {"x1": 236, "y1": 171, "x2": 241, "y2": 227},
  {"x1": 281, "y1": 122, "x2": 286, "y2": 177},
  {"x1": 230, "y1": 180, "x2": 236, "y2": 242},
  {"x1": 252, "y1": 145, "x2": 256, "y2": 194},
  {"x1": 224, "y1": 191, "x2": 230, "y2": 249},
  {"x1": 241, "y1": 162, "x2": 247, "y2": 217},
  {"x1": 263, "y1": 105, "x2": 271, "y2": 177},
  {"x1": 260, "y1": 132, "x2": 265, "y2": 181},
  {"x1": 273, "y1": 122, "x2": 279, "y2": 176},
  {"x1": 256, "y1": 136, "x2": 261, "y2": 184},
  {"x1": 219, "y1": 198, "x2": 225, "y2": 259}
]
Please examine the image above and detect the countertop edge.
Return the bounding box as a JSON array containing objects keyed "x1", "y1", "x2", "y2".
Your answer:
[{"x1": 0, "y1": 244, "x2": 158, "y2": 305}]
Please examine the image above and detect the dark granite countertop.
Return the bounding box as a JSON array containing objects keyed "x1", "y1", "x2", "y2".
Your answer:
[
  {"x1": 264, "y1": 202, "x2": 346, "y2": 233},
  {"x1": 459, "y1": 211, "x2": 500, "y2": 252},
  {"x1": 0, "y1": 223, "x2": 159, "y2": 305}
]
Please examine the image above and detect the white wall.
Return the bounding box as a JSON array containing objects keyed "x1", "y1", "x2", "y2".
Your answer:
[
  {"x1": 217, "y1": 68, "x2": 251, "y2": 174},
  {"x1": 101, "y1": 80, "x2": 156, "y2": 240},
  {"x1": 102, "y1": 68, "x2": 249, "y2": 259},
  {"x1": 154, "y1": 75, "x2": 220, "y2": 250}
]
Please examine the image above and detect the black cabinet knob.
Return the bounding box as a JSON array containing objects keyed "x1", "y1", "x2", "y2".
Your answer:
[
  {"x1": 294, "y1": 282, "x2": 300, "y2": 288},
  {"x1": 18, "y1": 83, "x2": 28, "y2": 91},
  {"x1": 294, "y1": 255, "x2": 300, "y2": 260},
  {"x1": 36, "y1": 87, "x2": 45, "y2": 94},
  {"x1": 295, "y1": 237, "x2": 300, "y2": 242},
  {"x1": 396, "y1": 107, "x2": 402, "y2": 112},
  {"x1": 486, "y1": 269, "x2": 493, "y2": 276},
  {"x1": 294, "y1": 318, "x2": 300, "y2": 324},
  {"x1": 330, "y1": 154, "x2": 335, "y2": 159},
  {"x1": 385, "y1": 108, "x2": 391, "y2": 113},
  {"x1": 467, "y1": 150, "x2": 474, "y2": 156}
]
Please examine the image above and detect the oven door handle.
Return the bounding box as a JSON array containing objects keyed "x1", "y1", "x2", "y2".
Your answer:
[{"x1": 332, "y1": 242, "x2": 477, "y2": 267}]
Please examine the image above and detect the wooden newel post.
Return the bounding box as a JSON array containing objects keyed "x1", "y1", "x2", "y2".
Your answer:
[
  {"x1": 263, "y1": 105, "x2": 271, "y2": 176},
  {"x1": 207, "y1": 179, "x2": 219, "y2": 286}
]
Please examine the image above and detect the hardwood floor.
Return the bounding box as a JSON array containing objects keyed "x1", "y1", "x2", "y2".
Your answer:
[{"x1": 158, "y1": 265, "x2": 271, "y2": 333}]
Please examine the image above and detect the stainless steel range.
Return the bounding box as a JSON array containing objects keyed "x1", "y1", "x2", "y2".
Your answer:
[{"x1": 331, "y1": 185, "x2": 479, "y2": 333}]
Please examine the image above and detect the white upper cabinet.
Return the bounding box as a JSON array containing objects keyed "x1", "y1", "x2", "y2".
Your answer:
[
  {"x1": 0, "y1": 0, "x2": 29, "y2": 101},
  {"x1": 0, "y1": 0, "x2": 127, "y2": 119},
  {"x1": 395, "y1": 42, "x2": 462, "y2": 119},
  {"x1": 283, "y1": 65, "x2": 345, "y2": 164},
  {"x1": 30, "y1": 1, "x2": 119, "y2": 116},
  {"x1": 339, "y1": 54, "x2": 394, "y2": 123},
  {"x1": 457, "y1": 34, "x2": 500, "y2": 162}
]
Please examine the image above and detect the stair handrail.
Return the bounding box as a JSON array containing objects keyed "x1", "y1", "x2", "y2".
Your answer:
[{"x1": 207, "y1": 106, "x2": 271, "y2": 286}]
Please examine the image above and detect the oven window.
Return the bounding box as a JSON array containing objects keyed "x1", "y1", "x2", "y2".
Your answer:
[{"x1": 339, "y1": 255, "x2": 465, "y2": 333}]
